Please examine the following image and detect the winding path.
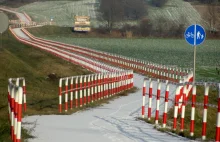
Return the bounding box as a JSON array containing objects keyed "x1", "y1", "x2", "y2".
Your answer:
[{"x1": 1, "y1": 7, "x2": 194, "y2": 142}]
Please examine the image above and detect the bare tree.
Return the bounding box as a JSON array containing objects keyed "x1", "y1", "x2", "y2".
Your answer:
[
  {"x1": 206, "y1": 0, "x2": 219, "y2": 32},
  {"x1": 123, "y1": 0, "x2": 147, "y2": 20},
  {"x1": 99, "y1": 0, "x2": 124, "y2": 33}
]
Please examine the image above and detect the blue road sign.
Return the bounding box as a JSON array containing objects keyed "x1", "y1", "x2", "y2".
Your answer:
[{"x1": 184, "y1": 24, "x2": 206, "y2": 46}]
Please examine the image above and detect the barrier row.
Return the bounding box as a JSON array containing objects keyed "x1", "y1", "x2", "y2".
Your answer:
[
  {"x1": 142, "y1": 77, "x2": 220, "y2": 141},
  {"x1": 8, "y1": 77, "x2": 26, "y2": 142},
  {"x1": 21, "y1": 28, "x2": 191, "y2": 82},
  {"x1": 10, "y1": 28, "x2": 122, "y2": 73},
  {"x1": 59, "y1": 70, "x2": 133, "y2": 113},
  {"x1": 23, "y1": 12, "x2": 32, "y2": 22}
]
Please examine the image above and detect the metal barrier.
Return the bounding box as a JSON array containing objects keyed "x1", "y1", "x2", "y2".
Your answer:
[
  {"x1": 59, "y1": 70, "x2": 133, "y2": 113},
  {"x1": 142, "y1": 77, "x2": 220, "y2": 141},
  {"x1": 8, "y1": 77, "x2": 26, "y2": 142},
  {"x1": 21, "y1": 28, "x2": 191, "y2": 82}
]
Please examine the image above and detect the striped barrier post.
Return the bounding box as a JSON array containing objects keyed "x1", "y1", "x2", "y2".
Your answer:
[
  {"x1": 180, "y1": 84, "x2": 187, "y2": 132},
  {"x1": 148, "y1": 78, "x2": 153, "y2": 121},
  {"x1": 190, "y1": 84, "x2": 196, "y2": 136},
  {"x1": 22, "y1": 79, "x2": 26, "y2": 112},
  {"x1": 216, "y1": 83, "x2": 220, "y2": 141},
  {"x1": 80, "y1": 76, "x2": 83, "y2": 107},
  {"x1": 70, "y1": 77, "x2": 73, "y2": 109},
  {"x1": 173, "y1": 84, "x2": 180, "y2": 131},
  {"x1": 155, "y1": 79, "x2": 161, "y2": 125},
  {"x1": 8, "y1": 78, "x2": 24, "y2": 142},
  {"x1": 83, "y1": 76, "x2": 87, "y2": 105},
  {"x1": 88, "y1": 75, "x2": 91, "y2": 103},
  {"x1": 98, "y1": 74, "x2": 101, "y2": 100},
  {"x1": 16, "y1": 87, "x2": 23, "y2": 142},
  {"x1": 65, "y1": 79, "x2": 68, "y2": 112},
  {"x1": 14, "y1": 78, "x2": 19, "y2": 141},
  {"x1": 101, "y1": 74, "x2": 104, "y2": 99},
  {"x1": 11, "y1": 86, "x2": 15, "y2": 141},
  {"x1": 162, "y1": 80, "x2": 169, "y2": 128},
  {"x1": 142, "y1": 79, "x2": 147, "y2": 118},
  {"x1": 94, "y1": 74, "x2": 98, "y2": 100},
  {"x1": 91, "y1": 75, "x2": 94, "y2": 103},
  {"x1": 75, "y1": 77, "x2": 78, "y2": 108},
  {"x1": 109, "y1": 73, "x2": 112, "y2": 97},
  {"x1": 202, "y1": 83, "x2": 209, "y2": 140}
]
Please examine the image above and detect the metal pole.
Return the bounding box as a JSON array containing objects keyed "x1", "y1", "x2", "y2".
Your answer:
[
  {"x1": 193, "y1": 45, "x2": 196, "y2": 83},
  {"x1": 193, "y1": 24, "x2": 197, "y2": 83}
]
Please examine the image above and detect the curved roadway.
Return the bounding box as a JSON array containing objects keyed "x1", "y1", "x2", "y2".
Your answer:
[{"x1": 1, "y1": 8, "x2": 194, "y2": 142}]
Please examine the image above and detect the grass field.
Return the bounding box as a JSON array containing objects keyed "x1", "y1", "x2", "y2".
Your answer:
[{"x1": 34, "y1": 34, "x2": 220, "y2": 82}]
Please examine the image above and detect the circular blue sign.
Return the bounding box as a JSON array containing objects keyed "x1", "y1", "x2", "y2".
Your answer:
[{"x1": 184, "y1": 24, "x2": 206, "y2": 46}]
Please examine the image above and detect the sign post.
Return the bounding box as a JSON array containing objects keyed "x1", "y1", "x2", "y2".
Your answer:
[{"x1": 184, "y1": 24, "x2": 206, "y2": 83}]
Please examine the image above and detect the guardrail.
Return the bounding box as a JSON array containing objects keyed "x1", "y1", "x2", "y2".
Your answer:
[
  {"x1": 59, "y1": 70, "x2": 133, "y2": 113},
  {"x1": 21, "y1": 28, "x2": 191, "y2": 82},
  {"x1": 8, "y1": 77, "x2": 26, "y2": 142},
  {"x1": 10, "y1": 27, "x2": 121, "y2": 73},
  {"x1": 142, "y1": 76, "x2": 220, "y2": 141}
]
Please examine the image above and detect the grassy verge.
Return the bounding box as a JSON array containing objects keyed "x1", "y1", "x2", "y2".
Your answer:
[
  {"x1": 138, "y1": 86, "x2": 218, "y2": 141},
  {"x1": 0, "y1": 29, "x2": 91, "y2": 141}
]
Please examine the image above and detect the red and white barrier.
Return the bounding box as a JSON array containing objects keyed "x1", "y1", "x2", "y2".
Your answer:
[
  {"x1": 59, "y1": 71, "x2": 133, "y2": 113},
  {"x1": 19, "y1": 28, "x2": 191, "y2": 82},
  {"x1": 216, "y1": 83, "x2": 220, "y2": 141},
  {"x1": 190, "y1": 84, "x2": 196, "y2": 136},
  {"x1": 142, "y1": 77, "x2": 220, "y2": 141},
  {"x1": 155, "y1": 79, "x2": 161, "y2": 124},
  {"x1": 162, "y1": 80, "x2": 169, "y2": 128},
  {"x1": 202, "y1": 83, "x2": 209, "y2": 140},
  {"x1": 8, "y1": 77, "x2": 26, "y2": 142}
]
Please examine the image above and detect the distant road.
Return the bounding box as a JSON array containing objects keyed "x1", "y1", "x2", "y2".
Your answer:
[{"x1": 0, "y1": 7, "x2": 30, "y2": 23}]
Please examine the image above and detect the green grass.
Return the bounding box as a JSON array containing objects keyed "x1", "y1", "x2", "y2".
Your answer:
[
  {"x1": 0, "y1": 29, "x2": 91, "y2": 141},
  {"x1": 28, "y1": 26, "x2": 220, "y2": 82}
]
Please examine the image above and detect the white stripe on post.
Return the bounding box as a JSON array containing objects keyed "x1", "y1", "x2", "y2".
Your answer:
[
  {"x1": 16, "y1": 87, "x2": 23, "y2": 142},
  {"x1": 155, "y1": 79, "x2": 161, "y2": 125},
  {"x1": 88, "y1": 75, "x2": 91, "y2": 103},
  {"x1": 80, "y1": 76, "x2": 83, "y2": 107},
  {"x1": 215, "y1": 83, "x2": 220, "y2": 142},
  {"x1": 142, "y1": 80, "x2": 147, "y2": 118},
  {"x1": 190, "y1": 84, "x2": 196, "y2": 136},
  {"x1": 59, "y1": 79, "x2": 62, "y2": 113},
  {"x1": 14, "y1": 86, "x2": 19, "y2": 141},
  {"x1": 70, "y1": 77, "x2": 73, "y2": 109},
  {"x1": 173, "y1": 84, "x2": 180, "y2": 131},
  {"x1": 75, "y1": 77, "x2": 78, "y2": 108},
  {"x1": 148, "y1": 78, "x2": 153, "y2": 121},
  {"x1": 65, "y1": 78, "x2": 68, "y2": 112},
  {"x1": 11, "y1": 87, "x2": 15, "y2": 140},
  {"x1": 163, "y1": 80, "x2": 169, "y2": 128},
  {"x1": 22, "y1": 79, "x2": 26, "y2": 112},
  {"x1": 202, "y1": 83, "x2": 209, "y2": 140},
  {"x1": 91, "y1": 75, "x2": 94, "y2": 103},
  {"x1": 180, "y1": 84, "x2": 187, "y2": 132},
  {"x1": 83, "y1": 76, "x2": 87, "y2": 105}
]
